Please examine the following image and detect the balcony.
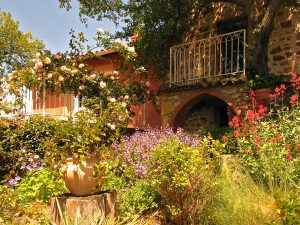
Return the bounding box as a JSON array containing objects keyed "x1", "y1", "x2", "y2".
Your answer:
[{"x1": 169, "y1": 29, "x2": 246, "y2": 87}]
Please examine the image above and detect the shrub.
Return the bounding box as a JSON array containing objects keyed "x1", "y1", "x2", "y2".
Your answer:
[
  {"x1": 121, "y1": 180, "x2": 161, "y2": 215},
  {"x1": 0, "y1": 116, "x2": 58, "y2": 181},
  {"x1": 147, "y1": 137, "x2": 221, "y2": 224},
  {"x1": 113, "y1": 127, "x2": 202, "y2": 180},
  {"x1": 16, "y1": 168, "x2": 67, "y2": 204}
]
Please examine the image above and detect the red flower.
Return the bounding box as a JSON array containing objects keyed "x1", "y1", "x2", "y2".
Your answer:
[
  {"x1": 250, "y1": 126, "x2": 258, "y2": 134},
  {"x1": 285, "y1": 143, "x2": 291, "y2": 150},
  {"x1": 222, "y1": 136, "x2": 228, "y2": 142},
  {"x1": 270, "y1": 138, "x2": 277, "y2": 143},
  {"x1": 275, "y1": 87, "x2": 281, "y2": 94},
  {"x1": 269, "y1": 93, "x2": 276, "y2": 99},
  {"x1": 233, "y1": 130, "x2": 240, "y2": 138},
  {"x1": 254, "y1": 136, "x2": 261, "y2": 143},
  {"x1": 280, "y1": 84, "x2": 286, "y2": 93},
  {"x1": 258, "y1": 105, "x2": 267, "y2": 115},
  {"x1": 249, "y1": 90, "x2": 255, "y2": 98},
  {"x1": 290, "y1": 94, "x2": 298, "y2": 107},
  {"x1": 276, "y1": 133, "x2": 281, "y2": 139},
  {"x1": 286, "y1": 153, "x2": 293, "y2": 161}
]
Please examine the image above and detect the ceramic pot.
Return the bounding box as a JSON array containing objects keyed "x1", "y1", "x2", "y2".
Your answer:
[{"x1": 60, "y1": 157, "x2": 106, "y2": 197}]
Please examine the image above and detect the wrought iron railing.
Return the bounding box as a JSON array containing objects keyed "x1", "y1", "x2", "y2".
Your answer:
[{"x1": 169, "y1": 29, "x2": 246, "y2": 86}]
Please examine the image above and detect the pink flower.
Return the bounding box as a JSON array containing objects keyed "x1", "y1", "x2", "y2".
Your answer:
[
  {"x1": 290, "y1": 94, "x2": 298, "y2": 107},
  {"x1": 222, "y1": 136, "x2": 228, "y2": 142},
  {"x1": 233, "y1": 130, "x2": 240, "y2": 138},
  {"x1": 90, "y1": 74, "x2": 96, "y2": 79}
]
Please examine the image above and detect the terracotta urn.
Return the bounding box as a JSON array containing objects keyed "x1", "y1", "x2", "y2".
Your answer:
[{"x1": 60, "y1": 158, "x2": 106, "y2": 197}]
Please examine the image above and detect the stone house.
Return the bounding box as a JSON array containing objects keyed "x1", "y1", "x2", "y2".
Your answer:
[{"x1": 160, "y1": 3, "x2": 300, "y2": 132}]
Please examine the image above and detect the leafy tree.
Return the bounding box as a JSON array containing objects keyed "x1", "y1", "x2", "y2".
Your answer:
[
  {"x1": 58, "y1": 0, "x2": 299, "y2": 81},
  {"x1": 0, "y1": 10, "x2": 44, "y2": 74}
]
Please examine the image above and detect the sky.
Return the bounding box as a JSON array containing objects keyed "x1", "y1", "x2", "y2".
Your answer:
[{"x1": 0, "y1": 0, "x2": 120, "y2": 53}]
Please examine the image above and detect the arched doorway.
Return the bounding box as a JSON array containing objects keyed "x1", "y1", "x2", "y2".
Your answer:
[{"x1": 172, "y1": 94, "x2": 232, "y2": 132}]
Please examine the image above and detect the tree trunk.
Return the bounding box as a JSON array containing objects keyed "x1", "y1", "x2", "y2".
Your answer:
[
  {"x1": 247, "y1": 0, "x2": 283, "y2": 79},
  {"x1": 50, "y1": 191, "x2": 117, "y2": 225}
]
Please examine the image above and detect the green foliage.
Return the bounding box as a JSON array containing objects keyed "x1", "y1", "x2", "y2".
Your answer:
[
  {"x1": 276, "y1": 192, "x2": 300, "y2": 225},
  {"x1": 147, "y1": 137, "x2": 220, "y2": 224},
  {"x1": 0, "y1": 185, "x2": 51, "y2": 224},
  {"x1": 0, "y1": 10, "x2": 44, "y2": 73},
  {"x1": 16, "y1": 168, "x2": 67, "y2": 204},
  {"x1": 203, "y1": 161, "x2": 281, "y2": 225},
  {"x1": 237, "y1": 107, "x2": 300, "y2": 192},
  {"x1": 121, "y1": 180, "x2": 161, "y2": 215},
  {"x1": 0, "y1": 116, "x2": 58, "y2": 181}
]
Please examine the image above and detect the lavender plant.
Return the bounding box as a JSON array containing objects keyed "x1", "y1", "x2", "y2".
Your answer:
[{"x1": 112, "y1": 127, "x2": 201, "y2": 178}]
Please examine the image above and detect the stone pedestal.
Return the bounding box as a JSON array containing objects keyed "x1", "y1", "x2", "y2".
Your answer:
[{"x1": 50, "y1": 191, "x2": 117, "y2": 225}]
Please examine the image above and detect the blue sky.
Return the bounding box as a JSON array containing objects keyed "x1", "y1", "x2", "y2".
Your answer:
[{"x1": 0, "y1": 0, "x2": 119, "y2": 53}]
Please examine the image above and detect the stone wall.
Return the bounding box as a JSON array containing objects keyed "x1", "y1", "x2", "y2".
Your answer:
[
  {"x1": 269, "y1": 10, "x2": 300, "y2": 75},
  {"x1": 183, "y1": 4, "x2": 300, "y2": 76},
  {"x1": 161, "y1": 83, "x2": 248, "y2": 127}
]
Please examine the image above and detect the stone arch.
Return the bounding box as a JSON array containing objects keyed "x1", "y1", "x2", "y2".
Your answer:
[{"x1": 171, "y1": 88, "x2": 238, "y2": 130}]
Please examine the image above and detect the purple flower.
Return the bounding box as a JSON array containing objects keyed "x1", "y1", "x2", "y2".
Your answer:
[
  {"x1": 28, "y1": 157, "x2": 33, "y2": 162},
  {"x1": 33, "y1": 155, "x2": 39, "y2": 159},
  {"x1": 6, "y1": 178, "x2": 18, "y2": 186},
  {"x1": 20, "y1": 163, "x2": 26, "y2": 170},
  {"x1": 26, "y1": 165, "x2": 32, "y2": 171},
  {"x1": 21, "y1": 148, "x2": 26, "y2": 153},
  {"x1": 15, "y1": 176, "x2": 21, "y2": 181}
]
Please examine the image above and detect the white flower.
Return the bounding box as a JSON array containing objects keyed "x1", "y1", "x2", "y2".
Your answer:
[
  {"x1": 90, "y1": 74, "x2": 96, "y2": 79},
  {"x1": 35, "y1": 53, "x2": 41, "y2": 58},
  {"x1": 100, "y1": 81, "x2": 106, "y2": 88},
  {"x1": 58, "y1": 76, "x2": 64, "y2": 82},
  {"x1": 44, "y1": 57, "x2": 51, "y2": 64},
  {"x1": 124, "y1": 95, "x2": 129, "y2": 100},
  {"x1": 78, "y1": 63, "x2": 85, "y2": 69},
  {"x1": 122, "y1": 102, "x2": 127, "y2": 107},
  {"x1": 146, "y1": 81, "x2": 151, "y2": 87},
  {"x1": 110, "y1": 124, "x2": 116, "y2": 130},
  {"x1": 60, "y1": 66, "x2": 67, "y2": 71},
  {"x1": 114, "y1": 38, "x2": 122, "y2": 43},
  {"x1": 71, "y1": 69, "x2": 78, "y2": 74},
  {"x1": 127, "y1": 46, "x2": 135, "y2": 53},
  {"x1": 47, "y1": 73, "x2": 53, "y2": 78},
  {"x1": 109, "y1": 97, "x2": 116, "y2": 103},
  {"x1": 113, "y1": 70, "x2": 119, "y2": 75},
  {"x1": 79, "y1": 85, "x2": 85, "y2": 90},
  {"x1": 97, "y1": 28, "x2": 104, "y2": 33},
  {"x1": 36, "y1": 62, "x2": 43, "y2": 68},
  {"x1": 54, "y1": 53, "x2": 62, "y2": 60}
]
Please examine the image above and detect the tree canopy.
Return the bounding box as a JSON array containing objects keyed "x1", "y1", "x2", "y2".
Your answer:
[
  {"x1": 0, "y1": 10, "x2": 44, "y2": 74},
  {"x1": 58, "y1": 0, "x2": 300, "y2": 81}
]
